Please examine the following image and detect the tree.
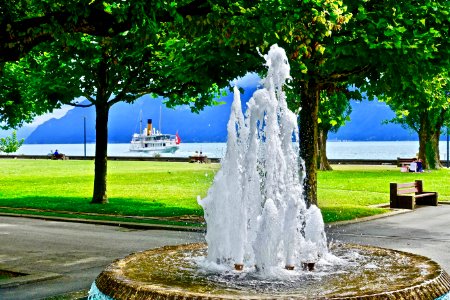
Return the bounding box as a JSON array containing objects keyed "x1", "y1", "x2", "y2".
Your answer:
[
  {"x1": 381, "y1": 74, "x2": 450, "y2": 169},
  {"x1": 0, "y1": 130, "x2": 24, "y2": 154},
  {"x1": 16, "y1": 1, "x2": 254, "y2": 204},
  {"x1": 259, "y1": 0, "x2": 450, "y2": 205},
  {"x1": 317, "y1": 88, "x2": 353, "y2": 170}
]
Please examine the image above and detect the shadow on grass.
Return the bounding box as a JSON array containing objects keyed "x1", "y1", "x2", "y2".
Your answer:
[
  {"x1": 0, "y1": 196, "x2": 203, "y2": 218},
  {"x1": 321, "y1": 205, "x2": 388, "y2": 223},
  {"x1": 0, "y1": 197, "x2": 389, "y2": 224}
]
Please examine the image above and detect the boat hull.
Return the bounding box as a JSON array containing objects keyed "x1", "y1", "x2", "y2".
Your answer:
[{"x1": 129, "y1": 145, "x2": 179, "y2": 153}]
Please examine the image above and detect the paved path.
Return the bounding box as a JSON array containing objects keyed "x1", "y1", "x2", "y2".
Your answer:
[
  {"x1": 327, "y1": 204, "x2": 450, "y2": 272},
  {"x1": 0, "y1": 217, "x2": 204, "y2": 300},
  {"x1": 1, "y1": 205, "x2": 449, "y2": 299}
]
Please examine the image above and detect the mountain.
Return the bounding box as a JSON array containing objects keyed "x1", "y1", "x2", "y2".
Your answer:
[
  {"x1": 328, "y1": 99, "x2": 416, "y2": 141},
  {"x1": 25, "y1": 87, "x2": 258, "y2": 144},
  {"x1": 0, "y1": 127, "x2": 35, "y2": 141},
  {"x1": 25, "y1": 82, "x2": 418, "y2": 144}
]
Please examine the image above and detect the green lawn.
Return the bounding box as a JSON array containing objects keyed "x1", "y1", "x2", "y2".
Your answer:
[
  {"x1": 318, "y1": 165, "x2": 450, "y2": 222},
  {"x1": 0, "y1": 160, "x2": 217, "y2": 225},
  {"x1": 0, "y1": 160, "x2": 448, "y2": 225}
]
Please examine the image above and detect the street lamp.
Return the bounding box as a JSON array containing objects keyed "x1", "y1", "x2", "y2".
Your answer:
[
  {"x1": 84, "y1": 116, "x2": 87, "y2": 159},
  {"x1": 447, "y1": 126, "x2": 449, "y2": 168},
  {"x1": 446, "y1": 91, "x2": 450, "y2": 168}
]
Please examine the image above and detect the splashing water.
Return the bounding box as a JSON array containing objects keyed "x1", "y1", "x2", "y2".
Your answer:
[{"x1": 198, "y1": 44, "x2": 328, "y2": 273}]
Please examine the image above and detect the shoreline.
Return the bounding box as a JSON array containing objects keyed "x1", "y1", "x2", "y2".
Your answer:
[{"x1": 1, "y1": 154, "x2": 450, "y2": 166}]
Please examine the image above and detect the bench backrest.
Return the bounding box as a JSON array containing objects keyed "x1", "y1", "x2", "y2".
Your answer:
[
  {"x1": 396, "y1": 157, "x2": 415, "y2": 167},
  {"x1": 390, "y1": 180, "x2": 424, "y2": 195},
  {"x1": 397, "y1": 158, "x2": 414, "y2": 163}
]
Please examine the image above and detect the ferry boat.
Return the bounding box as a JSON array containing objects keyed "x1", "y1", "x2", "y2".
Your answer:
[{"x1": 130, "y1": 119, "x2": 180, "y2": 153}]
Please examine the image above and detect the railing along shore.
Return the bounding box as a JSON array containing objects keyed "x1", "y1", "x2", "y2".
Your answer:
[
  {"x1": 0, "y1": 154, "x2": 221, "y2": 163},
  {"x1": 2, "y1": 154, "x2": 449, "y2": 166}
]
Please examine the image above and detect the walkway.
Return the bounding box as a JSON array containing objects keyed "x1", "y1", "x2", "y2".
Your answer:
[
  {"x1": 327, "y1": 204, "x2": 450, "y2": 272},
  {"x1": 0, "y1": 204, "x2": 449, "y2": 299}
]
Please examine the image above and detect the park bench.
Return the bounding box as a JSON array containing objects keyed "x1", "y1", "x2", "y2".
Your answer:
[
  {"x1": 397, "y1": 157, "x2": 414, "y2": 167},
  {"x1": 189, "y1": 155, "x2": 209, "y2": 163},
  {"x1": 51, "y1": 153, "x2": 66, "y2": 160},
  {"x1": 390, "y1": 180, "x2": 438, "y2": 210}
]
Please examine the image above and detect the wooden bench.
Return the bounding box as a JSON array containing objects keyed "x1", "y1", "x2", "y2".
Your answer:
[
  {"x1": 189, "y1": 155, "x2": 209, "y2": 163},
  {"x1": 397, "y1": 157, "x2": 415, "y2": 167},
  {"x1": 51, "y1": 154, "x2": 66, "y2": 160},
  {"x1": 390, "y1": 180, "x2": 438, "y2": 209}
]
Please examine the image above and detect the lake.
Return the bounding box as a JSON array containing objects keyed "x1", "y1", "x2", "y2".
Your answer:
[{"x1": 11, "y1": 141, "x2": 450, "y2": 160}]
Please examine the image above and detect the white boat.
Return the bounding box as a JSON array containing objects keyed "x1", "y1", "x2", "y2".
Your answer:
[{"x1": 130, "y1": 118, "x2": 180, "y2": 153}]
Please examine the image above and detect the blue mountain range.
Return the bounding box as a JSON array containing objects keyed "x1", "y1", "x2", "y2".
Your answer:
[{"x1": 25, "y1": 84, "x2": 418, "y2": 144}]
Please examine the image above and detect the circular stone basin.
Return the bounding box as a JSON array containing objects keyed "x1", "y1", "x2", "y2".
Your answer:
[{"x1": 95, "y1": 243, "x2": 450, "y2": 300}]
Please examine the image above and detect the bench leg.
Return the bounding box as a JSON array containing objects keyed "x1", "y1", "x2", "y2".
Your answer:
[
  {"x1": 390, "y1": 183, "x2": 399, "y2": 208},
  {"x1": 394, "y1": 195, "x2": 415, "y2": 210},
  {"x1": 416, "y1": 194, "x2": 438, "y2": 206}
]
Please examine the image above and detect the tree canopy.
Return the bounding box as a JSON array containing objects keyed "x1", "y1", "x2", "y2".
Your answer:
[{"x1": 0, "y1": 130, "x2": 24, "y2": 154}]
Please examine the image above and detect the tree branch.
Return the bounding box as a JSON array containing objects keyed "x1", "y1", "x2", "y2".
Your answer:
[
  {"x1": 0, "y1": 1, "x2": 214, "y2": 64},
  {"x1": 0, "y1": 6, "x2": 131, "y2": 63}
]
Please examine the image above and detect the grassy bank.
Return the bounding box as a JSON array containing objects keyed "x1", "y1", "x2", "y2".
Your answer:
[
  {"x1": 318, "y1": 165, "x2": 450, "y2": 222},
  {"x1": 0, "y1": 160, "x2": 448, "y2": 225},
  {"x1": 0, "y1": 160, "x2": 217, "y2": 226}
]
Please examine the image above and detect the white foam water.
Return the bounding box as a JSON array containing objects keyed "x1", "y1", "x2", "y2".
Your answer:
[{"x1": 198, "y1": 44, "x2": 328, "y2": 273}]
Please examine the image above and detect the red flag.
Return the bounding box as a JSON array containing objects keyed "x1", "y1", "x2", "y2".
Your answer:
[{"x1": 175, "y1": 132, "x2": 181, "y2": 144}]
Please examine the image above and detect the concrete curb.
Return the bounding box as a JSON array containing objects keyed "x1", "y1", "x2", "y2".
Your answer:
[
  {"x1": 327, "y1": 201, "x2": 449, "y2": 228},
  {"x1": 0, "y1": 212, "x2": 205, "y2": 232},
  {"x1": 0, "y1": 266, "x2": 61, "y2": 289},
  {"x1": 327, "y1": 208, "x2": 412, "y2": 227}
]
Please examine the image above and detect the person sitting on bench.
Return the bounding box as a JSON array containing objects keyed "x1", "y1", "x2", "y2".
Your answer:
[
  {"x1": 409, "y1": 158, "x2": 417, "y2": 172},
  {"x1": 416, "y1": 159, "x2": 424, "y2": 172}
]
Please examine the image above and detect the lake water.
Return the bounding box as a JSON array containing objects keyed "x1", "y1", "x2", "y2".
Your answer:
[{"x1": 11, "y1": 141, "x2": 450, "y2": 160}]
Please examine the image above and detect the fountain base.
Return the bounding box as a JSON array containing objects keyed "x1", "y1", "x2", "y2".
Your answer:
[{"x1": 93, "y1": 243, "x2": 450, "y2": 300}]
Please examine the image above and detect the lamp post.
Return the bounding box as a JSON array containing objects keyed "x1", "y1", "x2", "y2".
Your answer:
[
  {"x1": 446, "y1": 91, "x2": 450, "y2": 168},
  {"x1": 447, "y1": 126, "x2": 449, "y2": 168},
  {"x1": 84, "y1": 116, "x2": 87, "y2": 159}
]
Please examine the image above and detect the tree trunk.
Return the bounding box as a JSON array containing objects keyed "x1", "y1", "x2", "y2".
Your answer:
[
  {"x1": 418, "y1": 118, "x2": 427, "y2": 167},
  {"x1": 417, "y1": 115, "x2": 442, "y2": 170},
  {"x1": 430, "y1": 130, "x2": 442, "y2": 168},
  {"x1": 299, "y1": 80, "x2": 320, "y2": 207},
  {"x1": 91, "y1": 49, "x2": 111, "y2": 204},
  {"x1": 91, "y1": 102, "x2": 110, "y2": 204},
  {"x1": 318, "y1": 129, "x2": 332, "y2": 171},
  {"x1": 433, "y1": 110, "x2": 445, "y2": 168}
]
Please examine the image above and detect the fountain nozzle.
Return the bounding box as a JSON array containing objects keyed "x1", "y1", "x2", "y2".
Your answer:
[{"x1": 302, "y1": 262, "x2": 315, "y2": 271}]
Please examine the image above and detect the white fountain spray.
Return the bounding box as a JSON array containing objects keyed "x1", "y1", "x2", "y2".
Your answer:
[{"x1": 198, "y1": 44, "x2": 327, "y2": 273}]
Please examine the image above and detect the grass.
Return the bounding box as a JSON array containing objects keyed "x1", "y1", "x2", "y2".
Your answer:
[
  {"x1": 318, "y1": 165, "x2": 450, "y2": 222},
  {"x1": 0, "y1": 160, "x2": 217, "y2": 225},
  {"x1": 0, "y1": 160, "x2": 449, "y2": 225}
]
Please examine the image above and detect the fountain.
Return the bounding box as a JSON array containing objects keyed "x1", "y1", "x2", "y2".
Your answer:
[{"x1": 89, "y1": 45, "x2": 450, "y2": 300}]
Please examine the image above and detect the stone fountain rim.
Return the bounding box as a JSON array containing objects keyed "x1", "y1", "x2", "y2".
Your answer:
[{"x1": 95, "y1": 242, "x2": 450, "y2": 300}]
